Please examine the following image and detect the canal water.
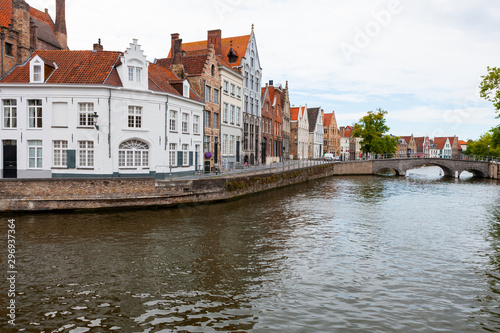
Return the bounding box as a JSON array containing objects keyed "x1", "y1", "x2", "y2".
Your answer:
[{"x1": 1, "y1": 166, "x2": 500, "y2": 332}]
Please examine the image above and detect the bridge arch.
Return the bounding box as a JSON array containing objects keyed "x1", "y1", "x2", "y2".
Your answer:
[
  {"x1": 373, "y1": 167, "x2": 402, "y2": 176},
  {"x1": 403, "y1": 162, "x2": 454, "y2": 177},
  {"x1": 457, "y1": 168, "x2": 488, "y2": 178}
]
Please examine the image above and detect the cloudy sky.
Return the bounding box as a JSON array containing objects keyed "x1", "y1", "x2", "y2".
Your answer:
[{"x1": 29, "y1": 0, "x2": 500, "y2": 140}]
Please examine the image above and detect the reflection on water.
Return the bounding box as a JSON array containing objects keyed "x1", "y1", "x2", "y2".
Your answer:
[{"x1": 0, "y1": 166, "x2": 499, "y2": 332}]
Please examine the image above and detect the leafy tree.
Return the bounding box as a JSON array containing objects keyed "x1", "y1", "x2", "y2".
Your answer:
[
  {"x1": 352, "y1": 108, "x2": 399, "y2": 156},
  {"x1": 480, "y1": 66, "x2": 500, "y2": 116},
  {"x1": 463, "y1": 129, "x2": 500, "y2": 159}
]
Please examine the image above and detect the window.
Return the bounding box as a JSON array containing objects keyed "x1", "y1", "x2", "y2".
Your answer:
[
  {"x1": 256, "y1": 78, "x2": 259, "y2": 91},
  {"x1": 128, "y1": 66, "x2": 143, "y2": 82},
  {"x1": 52, "y1": 102, "x2": 68, "y2": 127},
  {"x1": 128, "y1": 67, "x2": 134, "y2": 81},
  {"x1": 33, "y1": 64, "x2": 42, "y2": 82},
  {"x1": 128, "y1": 106, "x2": 142, "y2": 128},
  {"x1": 182, "y1": 144, "x2": 189, "y2": 165},
  {"x1": 170, "y1": 110, "x2": 177, "y2": 131},
  {"x1": 223, "y1": 81, "x2": 229, "y2": 93},
  {"x1": 28, "y1": 99, "x2": 42, "y2": 128},
  {"x1": 204, "y1": 136, "x2": 209, "y2": 152},
  {"x1": 223, "y1": 103, "x2": 228, "y2": 123},
  {"x1": 237, "y1": 86, "x2": 241, "y2": 99},
  {"x1": 236, "y1": 107, "x2": 241, "y2": 125},
  {"x1": 205, "y1": 85, "x2": 211, "y2": 102},
  {"x1": 182, "y1": 113, "x2": 189, "y2": 133},
  {"x1": 136, "y1": 68, "x2": 142, "y2": 83},
  {"x1": 169, "y1": 143, "x2": 177, "y2": 166},
  {"x1": 3, "y1": 99, "x2": 17, "y2": 128},
  {"x1": 230, "y1": 84, "x2": 235, "y2": 96},
  {"x1": 223, "y1": 134, "x2": 228, "y2": 155},
  {"x1": 193, "y1": 115, "x2": 200, "y2": 134},
  {"x1": 79, "y1": 103, "x2": 94, "y2": 127},
  {"x1": 78, "y1": 141, "x2": 94, "y2": 167},
  {"x1": 5, "y1": 43, "x2": 13, "y2": 57},
  {"x1": 230, "y1": 135, "x2": 235, "y2": 154},
  {"x1": 213, "y1": 89, "x2": 219, "y2": 104},
  {"x1": 28, "y1": 140, "x2": 42, "y2": 169},
  {"x1": 213, "y1": 113, "x2": 218, "y2": 129},
  {"x1": 211, "y1": 65, "x2": 215, "y2": 77},
  {"x1": 230, "y1": 105, "x2": 235, "y2": 124},
  {"x1": 53, "y1": 140, "x2": 68, "y2": 167},
  {"x1": 118, "y1": 140, "x2": 149, "y2": 168},
  {"x1": 204, "y1": 110, "x2": 210, "y2": 128}
]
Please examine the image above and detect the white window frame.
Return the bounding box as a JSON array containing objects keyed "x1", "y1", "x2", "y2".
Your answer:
[
  {"x1": 223, "y1": 81, "x2": 229, "y2": 94},
  {"x1": 118, "y1": 140, "x2": 149, "y2": 168},
  {"x1": 223, "y1": 103, "x2": 228, "y2": 123},
  {"x1": 223, "y1": 134, "x2": 228, "y2": 155},
  {"x1": 78, "y1": 103, "x2": 94, "y2": 127},
  {"x1": 28, "y1": 140, "x2": 42, "y2": 169},
  {"x1": 205, "y1": 85, "x2": 211, "y2": 102},
  {"x1": 193, "y1": 115, "x2": 200, "y2": 134},
  {"x1": 182, "y1": 113, "x2": 189, "y2": 133},
  {"x1": 230, "y1": 105, "x2": 235, "y2": 124},
  {"x1": 3, "y1": 99, "x2": 17, "y2": 128},
  {"x1": 169, "y1": 143, "x2": 177, "y2": 166},
  {"x1": 78, "y1": 141, "x2": 94, "y2": 168},
  {"x1": 169, "y1": 110, "x2": 177, "y2": 131},
  {"x1": 53, "y1": 140, "x2": 68, "y2": 167},
  {"x1": 182, "y1": 144, "x2": 189, "y2": 166},
  {"x1": 128, "y1": 106, "x2": 142, "y2": 128},
  {"x1": 230, "y1": 84, "x2": 235, "y2": 97},
  {"x1": 236, "y1": 106, "x2": 241, "y2": 125},
  {"x1": 28, "y1": 99, "x2": 42, "y2": 128},
  {"x1": 237, "y1": 86, "x2": 241, "y2": 99}
]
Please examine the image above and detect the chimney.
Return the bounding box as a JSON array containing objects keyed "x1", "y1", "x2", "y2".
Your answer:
[
  {"x1": 54, "y1": 0, "x2": 67, "y2": 49},
  {"x1": 171, "y1": 33, "x2": 179, "y2": 56},
  {"x1": 207, "y1": 29, "x2": 221, "y2": 55},
  {"x1": 93, "y1": 38, "x2": 103, "y2": 51},
  {"x1": 173, "y1": 38, "x2": 183, "y2": 65}
]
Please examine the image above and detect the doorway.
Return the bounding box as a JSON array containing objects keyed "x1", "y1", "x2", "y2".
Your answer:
[{"x1": 3, "y1": 140, "x2": 17, "y2": 178}]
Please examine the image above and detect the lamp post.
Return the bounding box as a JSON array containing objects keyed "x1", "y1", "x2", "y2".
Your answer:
[
  {"x1": 92, "y1": 112, "x2": 99, "y2": 130},
  {"x1": 488, "y1": 144, "x2": 490, "y2": 162}
]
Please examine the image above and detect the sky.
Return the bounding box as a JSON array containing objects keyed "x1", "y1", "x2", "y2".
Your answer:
[{"x1": 28, "y1": 0, "x2": 500, "y2": 140}]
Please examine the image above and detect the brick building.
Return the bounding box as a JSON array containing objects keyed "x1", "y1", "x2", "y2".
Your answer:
[
  {"x1": 157, "y1": 33, "x2": 222, "y2": 172},
  {"x1": 260, "y1": 81, "x2": 284, "y2": 164},
  {"x1": 323, "y1": 111, "x2": 340, "y2": 156},
  {"x1": 1, "y1": 0, "x2": 67, "y2": 77}
]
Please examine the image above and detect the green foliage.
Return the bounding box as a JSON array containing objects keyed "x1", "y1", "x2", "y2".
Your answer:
[
  {"x1": 480, "y1": 66, "x2": 500, "y2": 116},
  {"x1": 464, "y1": 127, "x2": 500, "y2": 158},
  {"x1": 352, "y1": 108, "x2": 399, "y2": 155}
]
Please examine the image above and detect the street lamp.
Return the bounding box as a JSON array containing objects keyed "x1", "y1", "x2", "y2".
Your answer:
[
  {"x1": 92, "y1": 112, "x2": 99, "y2": 130},
  {"x1": 488, "y1": 144, "x2": 490, "y2": 161}
]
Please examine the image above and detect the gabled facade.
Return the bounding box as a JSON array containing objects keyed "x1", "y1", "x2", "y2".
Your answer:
[
  {"x1": 323, "y1": 111, "x2": 340, "y2": 156},
  {"x1": 282, "y1": 81, "x2": 291, "y2": 161},
  {"x1": 290, "y1": 105, "x2": 309, "y2": 159},
  {"x1": 0, "y1": 40, "x2": 204, "y2": 179},
  {"x1": 414, "y1": 136, "x2": 430, "y2": 158},
  {"x1": 434, "y1": 137, "x2": 452, "y2": 159},
  {"x1": 399, "y1": 135, "x2": 417, "y2": 158},
  {"x1": 1, "y1": 0, "x2": 68, "y2": 77},
  {"x1": 307, "y1": 107, "x2": 323, "y2": 159},
  {"x1": 157, "y1": 33, "x2": 222, "y2": 172},
  {"x1": 260, "y1": 81, "x2": 284, "y2": 164},
  {"x1": 169, "y1": 28, "x2": 262, "y2": 165}
]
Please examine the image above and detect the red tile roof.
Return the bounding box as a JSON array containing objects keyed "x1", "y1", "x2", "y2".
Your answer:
[
  {"x1": 29, "y1": 7, "x2": 54, "y2": 29},
  {"x1": 458, "y1": 140, "x2": 467, "y2": 145},
  {"x1": 433, "y1": 137, "x2": 448, "y2": 149},
  {"x1": 290, "y1": 107, "x2": 300, "y2": 121},
  {"x1": 168, "y1": 34, "x2": 251, "y2": 68},
  {"x1": 323, "y1": 113, "x2": 332, "y2": 127},
  {"x1": 156, "y1": 50, "x2": 211, "y2": 76},
  {"x1": 0, "y1": 0, "x2": 13, "y2": 27}
]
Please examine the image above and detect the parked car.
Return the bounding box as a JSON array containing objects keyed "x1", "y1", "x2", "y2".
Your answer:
[{"x1": 324, "y1": 153, "x2": 334, "y2": 161}]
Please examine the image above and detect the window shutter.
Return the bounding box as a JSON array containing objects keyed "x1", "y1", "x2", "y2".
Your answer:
[
  {"x1": 67, "y1": 150, "x2": 76, "y2": 169},
  {"x1": 189, "y1": 152, "x2": 193, "y2": 166},
  {"x1": 177, "y1": 151, "x2": 183, "y2": 167}
]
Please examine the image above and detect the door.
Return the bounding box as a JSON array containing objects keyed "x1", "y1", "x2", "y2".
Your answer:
[
  {"x1": 3, "y1": 140, "x2": 17, "y2": 178},
  {"x1": 236, "y1": 141, "x2": 240, "y2": 163}
]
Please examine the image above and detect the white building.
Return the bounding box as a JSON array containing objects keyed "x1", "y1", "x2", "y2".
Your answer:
[
  {"x1": 290, "y1": 105, "x2": 309, "y2": 159},
  {"x1": 219, "y1": 60, "x2": 244, "y2": 169},
  {"x1": 0, "y1": 40, "x2": 205, "y2": 179},
  {"x1": 307, "y1": 107, "x2": 324, "y2": 159},
  {"x1": 340, "y1": 137, "x2": 350, "y2": 161}
]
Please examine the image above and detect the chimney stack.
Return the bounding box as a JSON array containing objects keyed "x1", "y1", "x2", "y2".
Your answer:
[
  {"x1": 207, "y1": 29, "x2": 222, "y2": 55},
  {"x1": 173, "y1": 37, "x2": 183, "y2": 65},
  {"x1": 93, "y1": 38, "x2": 103, "y2": 51},
  {"x1": 54, "y1": 0, "x2": 67, "y2": 49},
  {"x1": 171, "y1": 33, "x2": 179, "y2": 56}
]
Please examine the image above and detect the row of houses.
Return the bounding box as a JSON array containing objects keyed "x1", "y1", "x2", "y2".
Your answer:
[
  {"x1": 0, "y1": 0, "x2": 467, "y2": 179},
  {"x1": 396, "y1": 135, "x2": 467, "y2": 159}
]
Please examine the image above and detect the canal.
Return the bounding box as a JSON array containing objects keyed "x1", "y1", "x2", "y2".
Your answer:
[{"x1": 1, "y1": 166, "x2": 500, "y2": 332}]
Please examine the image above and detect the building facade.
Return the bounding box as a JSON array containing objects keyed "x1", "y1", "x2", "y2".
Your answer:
[
  {"x1": 0, "y1": 40, "x2": 204, "y2": 179},
  {"x1": 323, "y1": 111, "x2": 340, "y2": 156},
  {"x1": 1, "y1": 0, "x2": 68, "y2": 77},
  {"x1": 307, "y1": 107, "x2": 323, "y2": 159},
  {"x1": 282, "y1": 81, "x2": 291, "y2": 161},
  {"x1": 290, "y1": 105, "x2": 309, "y2": 159}
]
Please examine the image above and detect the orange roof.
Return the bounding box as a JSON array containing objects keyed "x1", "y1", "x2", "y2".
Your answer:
[
  {"x1": 0, "y1": 0, "x2": 13, "y2": 27},
  {"x1": 433, "y1": 137, "x2": 448, "y2": 149},
  {"x1": 323, "y1": 113, "x2": 332, "y2": 127},
  {"x1": 290, "y1": 106, "x2": 300, "y2": 121},
  {"x1": 458, "y1": 140, "x2": 467, "y2": 145},
  {"x1": 168, "y1": 34, "x2": 251, "y2": 68},
  {"x1": 29, "y1": 7, "x2": 54, "y2": 29},
  {"x1": 156, "y1": 49, "x2": 211, "y2": 76}
]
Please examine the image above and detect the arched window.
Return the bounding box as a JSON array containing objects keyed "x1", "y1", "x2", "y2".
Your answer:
[{"x1": 118, "y1": 139, "x2": 149, "y2": 168}]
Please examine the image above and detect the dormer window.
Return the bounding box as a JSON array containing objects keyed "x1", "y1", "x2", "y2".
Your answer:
[
  {"x1": 183, "y1": 80, "x2": 190, "y2": 98},
  {"x1": 30, "y1": 57, "x2": 44, "y2": 83},
  {"x1": 128, "y1": 66, "x2": 142, "y2": 82}
]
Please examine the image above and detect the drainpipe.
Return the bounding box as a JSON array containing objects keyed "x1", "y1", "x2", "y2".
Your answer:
[
  {"x1": 108, "y1": 89, "x2": 112, "y2": 158},
  {"x1": 164, "y1": 96, "x2": 169, "y2": 150},
  {"x1": 0, "y1": 31, "x2": 5, "y2": 77}
]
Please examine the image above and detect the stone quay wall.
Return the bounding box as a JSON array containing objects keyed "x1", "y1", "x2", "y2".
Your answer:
[{"x1": 0, "y1": 161, "x2": 374, "y2": 212}]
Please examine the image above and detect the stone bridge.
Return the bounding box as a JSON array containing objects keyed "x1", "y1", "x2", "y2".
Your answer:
[{"x1": 372, "y1": 158, "x2": 490, "y2": 178}]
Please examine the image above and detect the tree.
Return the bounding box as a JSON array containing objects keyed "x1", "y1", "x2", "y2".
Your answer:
[
  {"x1": 480, "y1": 66, "x2": 500, "y2": 116},
  {"x1": 352, "y1": 108, "x2": 399, "y2": 156},
  {"x1": 464, "y1": 126, "x2": 500, "y2": 159}
]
